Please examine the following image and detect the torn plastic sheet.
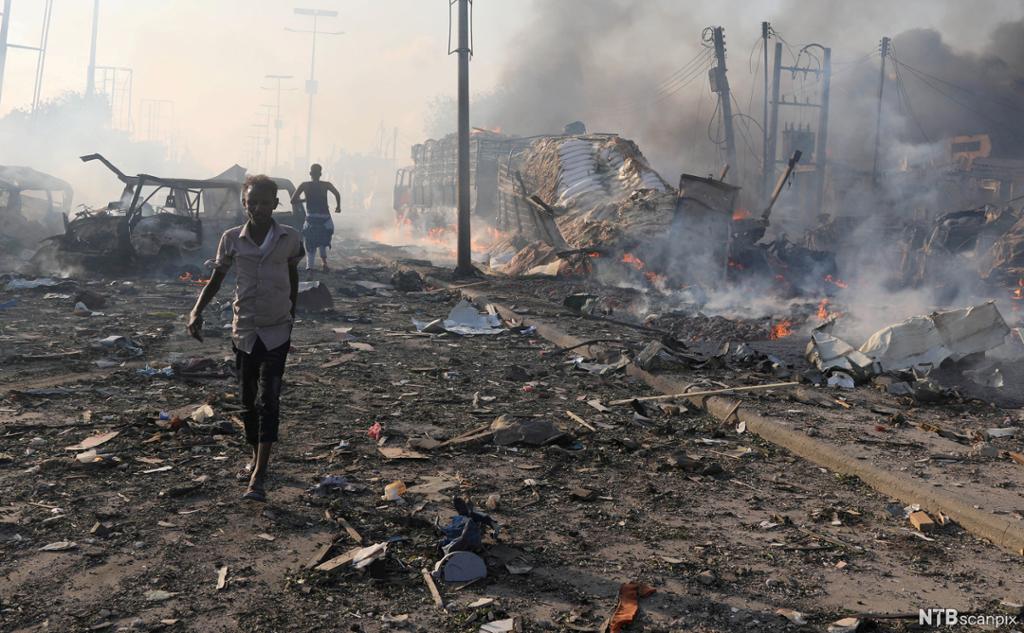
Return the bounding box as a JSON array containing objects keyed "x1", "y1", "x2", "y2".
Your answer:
[
  {"x1": 413, "y1": 300, "x2": 505, "y2": 336},
  {"x1": 93, "y1": 335, "x2": 144, "y2": 358},
  {"x1": 859, "y1": 302, "x2": 1009, "y2": 372},
  {"x1": 571, "y1": 354, "x2": 631, "y2": 376},
  {"x1": 5, "y1": 277, "x2": 61, "y2": 290}
]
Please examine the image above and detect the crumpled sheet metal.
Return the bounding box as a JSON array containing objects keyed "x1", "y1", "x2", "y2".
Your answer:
[
  {"x1": 859, "y1": 302, "x2": 1009, "y2": 372},
  {"x1": 805, "y1": 326, "x2": 877, "y2": 378}
]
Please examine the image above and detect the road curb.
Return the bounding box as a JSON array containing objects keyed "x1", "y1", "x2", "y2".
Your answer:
[{"x1": 432, "y1": 276, "x2": 1024, "y2": 557}]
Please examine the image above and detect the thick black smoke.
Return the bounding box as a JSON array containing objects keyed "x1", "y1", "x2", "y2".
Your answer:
[{"x1": 463, "y1": 1, "x2": 1024, "y2": 205}]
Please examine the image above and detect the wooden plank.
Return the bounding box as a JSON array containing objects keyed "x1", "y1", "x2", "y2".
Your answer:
[
  {"x1": 421, "y1": 568, "x2": 444, "y2": 609},
  {"x1": 315, "y1": 546, "x2": 364, "y2": 572},
  {"x1": 608, "y1": 381, "x2": 799, "y2": 406},
  {"x1": 306, "y1": 539, "x2": 337, "y2": 568},
  {"x1": 337, "y1": 517, "x2": 362, "y2": 544},
  {"x1": 565, "y1": 410, "x2": 596, "y2": 432}
]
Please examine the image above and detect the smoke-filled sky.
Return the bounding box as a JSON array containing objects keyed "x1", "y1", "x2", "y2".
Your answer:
[{"x1": 2, "y1": 0, "x2": 1023, "y2": 186}]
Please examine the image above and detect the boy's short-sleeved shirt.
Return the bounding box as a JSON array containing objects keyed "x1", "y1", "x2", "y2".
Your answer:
[{"x1": 213, "y1": 220, "x2": 305, "y2": 353}]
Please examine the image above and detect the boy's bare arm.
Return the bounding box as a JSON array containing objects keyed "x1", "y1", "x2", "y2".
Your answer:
[
  {"x1": 187, "y1": 270, "x2": 226, "y2": 342},
  {"x1": 328, "y1": 182, "x2": 341, "y2": 212},
  {"x1": 290, "y1": 182, "x2": 305, "y2": 204},
  {"x1": 288, "y1": 262, "x2": 299, "y2": 319}
]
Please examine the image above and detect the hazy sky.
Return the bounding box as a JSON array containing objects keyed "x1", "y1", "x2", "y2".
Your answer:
[
  {"x1": 0, "y1": 0, "x2": 524, "y2": 173},
  {"x1": 1, "y1": 1, "x2": 1022, "y2": 178}
]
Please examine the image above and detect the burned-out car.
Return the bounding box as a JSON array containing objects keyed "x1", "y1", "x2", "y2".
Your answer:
[
  {"x1": 28, "y1": 154, "x2": 302, "y2": 276},
  {"x1": 1, "y1": 165, "x2": 73, "y2": 259}
]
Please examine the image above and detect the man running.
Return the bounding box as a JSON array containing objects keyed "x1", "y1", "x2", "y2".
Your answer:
[
  {"x1": 187, "y1": 175, "x2": 304, "y2": 502},
  {"x1": 291, "y1": 164, "x2": 341, "y2": 273}
]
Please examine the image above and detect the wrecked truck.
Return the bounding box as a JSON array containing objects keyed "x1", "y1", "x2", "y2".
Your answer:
[{"x1": 28, "y1": 155, "x2": 302, "y2": 276}]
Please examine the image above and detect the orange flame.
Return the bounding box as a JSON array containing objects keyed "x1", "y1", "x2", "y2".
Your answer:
[
  {"x1": 179, "y1": 272, "x2": 210, "y2": 286},
  {"x1": 728, "y1": 258, "x2": 745, "y2": 271},
  {"x1": 816, "y1": 298, "x2": 844, "y2": 322},
  {"x1": 732, "y1": 208, "x2": 752, "y2": 221},
  {"x1": 1012, "y1": 278, "x2": 1023, "y2": 300},
  {"x1": 824, "y1": 274, "x2": 848, "y2": 289},
  {"x1": 621, "y1": 252, "x2": 645, "y2": 270},
  {"x1": 769, "y1": 319, "x2": 794, "y2": 340}
]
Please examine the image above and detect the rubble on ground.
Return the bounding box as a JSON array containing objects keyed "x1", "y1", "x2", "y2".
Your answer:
[{"x1": 3, "y1": 241, "x2": 1024, "y2": 632}]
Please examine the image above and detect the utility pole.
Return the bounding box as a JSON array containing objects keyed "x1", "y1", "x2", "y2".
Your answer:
[
  {"x1": 0, "y1": 0, "x2": 11, "y2": 106},
  {"x1": 761, "y1": 21, "x2": 771, "y2": 202},
  {"x1": 765, "y1": 42, "x2": 782, "y2": 205},
  {"x1": 766, "y1": 42, "x2": 831, "y2": 220},
  {"x1": 814, "y1": 47, "x2": 832, "y2": 215},
  {"x1": 453, "y1": 0, "x2": 473, "y2": 276},
  {"x1": 87, "y1": 0, "x2": 99, "y2": 95},
  {"x1": 263, "y1": 74, "x2": 294, "y2": 172},
  {"x1": 871, "y1": 36, "x2": 890, "y2": 187},
  {"x1": 711, "y1": 27, "x2": 737, "y2": 181},
  {"x1": 287, "y1": 8, "x2": 341, "y2": 168}
]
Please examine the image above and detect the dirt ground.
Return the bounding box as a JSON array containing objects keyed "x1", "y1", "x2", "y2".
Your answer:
[{"x1": 2, "y1": 239, "x2": 1024, "y2": 633}]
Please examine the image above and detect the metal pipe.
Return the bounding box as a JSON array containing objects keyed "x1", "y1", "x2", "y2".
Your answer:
[{"x1": 32, "y1": 0, "x2": 53, "y2": 111}]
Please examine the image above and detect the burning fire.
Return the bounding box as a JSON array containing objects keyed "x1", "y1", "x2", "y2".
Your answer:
[
  {"x1": 619, "y1": 252, "x2": 667, "y2": 286},
  {"x1": 179, "y1": 272, "x2": 210, "y2": 286},
  {"x1": 817, "y1": 298, "x2": 830, "y2": 321},
  {"x1": 769, "y1": 319, "x2": 794, "y2": 340},
  {"x1": 1012, "y1": 278, "x2": 1023, "y2": 300},
  {"x1": 727, "y1": 258, "x2": 745, "y2": 271},
  {"x1": 621, "y1": 252, "x2": 646, "y2": 271},
  {"x1": 369, "y1": 218, "x2": 507, "y2": 259},
  {"x1": 824, "y1": 274, "x2": 849, "y2": 289},
  {"x1": 732, "y1": 208, "x2": 752, "y2": 221},
  {"x1": 816, "y1": 298, "x2": 843, "y2": 322}
]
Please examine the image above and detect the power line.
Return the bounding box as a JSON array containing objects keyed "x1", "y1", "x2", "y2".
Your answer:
[
  {"x1": 890, "y1": 56, "x2": 1024, "y2": 115},
  {"x1": 730, "y1": 93, "x2": 763, "y2": 168},
  {"x1": 892, "y1": 56, "x2": 1024, "y2": 143},
  {"x1": 600, "y1": 48, "x2": 714, "y2": 114},
  {"x1": 888, "y1": 44, "x2": 930, "y2": 144}
]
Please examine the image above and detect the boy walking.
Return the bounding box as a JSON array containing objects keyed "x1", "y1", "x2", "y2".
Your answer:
[
  {"x1": 291, "y1": 163, "x2": 341, "y2": 273},
  {"x1": 187, "y1": 175, "x2": 305, "y2": 502}
]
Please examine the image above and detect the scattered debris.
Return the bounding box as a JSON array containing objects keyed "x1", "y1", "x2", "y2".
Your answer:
[
  {"x1": 414, "y1": 299, "x2": 505, "y2": 336},
  {"x1": 606, "y1": 582, "x2": 656, "y2": 633},
  {"x1": 433, "y1": 550, "x2": 487, "y2": 583},
  {"x1": 909, "y1": 510, "x2": 936, "y2": 532}
]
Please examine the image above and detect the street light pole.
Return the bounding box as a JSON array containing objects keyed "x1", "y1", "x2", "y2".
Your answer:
[
  {"x1": 263, "y1": 74, "x2": 294, "y2": 172},
  {"x1": 288, "y1": 8, "x2": 341, "y2": 168},
  {"x1": 0, "y1": 0, "x2": 12, "y2": 106},
  {"x1": 87, "y1": 0, "x2": 99, "y2": 95}
]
